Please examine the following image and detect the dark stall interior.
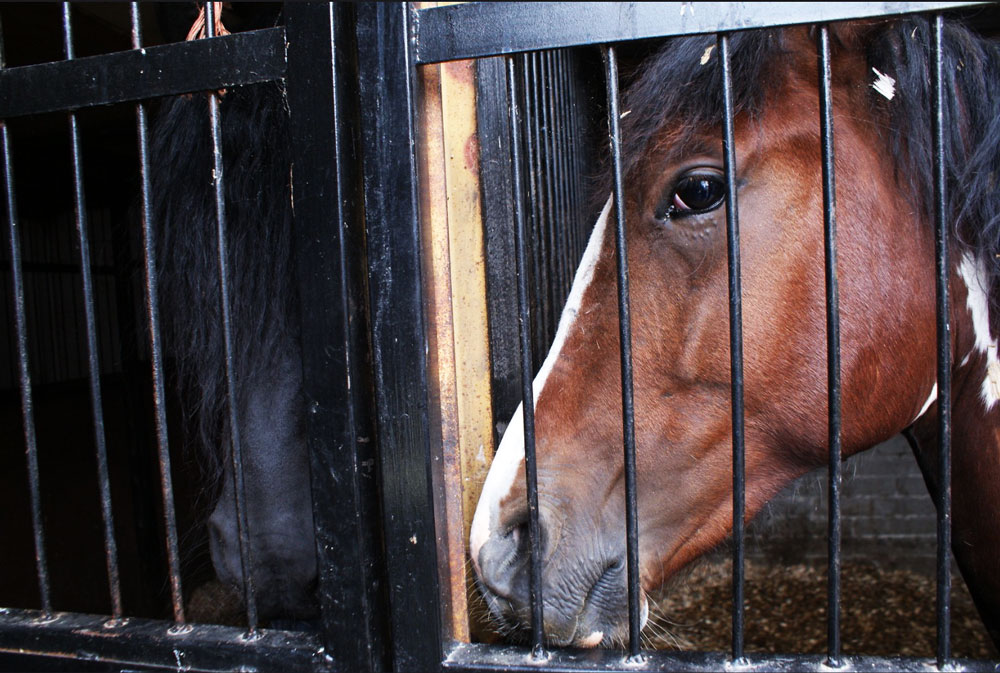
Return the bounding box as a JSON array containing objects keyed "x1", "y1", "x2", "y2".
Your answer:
[{"x1": 0, "y1": 2, "x2": 280, "y2": 624}]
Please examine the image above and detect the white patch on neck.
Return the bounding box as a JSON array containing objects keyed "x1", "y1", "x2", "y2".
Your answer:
[
  {"x1": 871, "y1": 67, "x2": 896, "y2": 100},
  {"x1": 469, "y1": 197, "x2": 613, "y2": 570},
  {"x1": 957, "y1": 253, "x2": 1000, "y2": 411},
  {"x1": 913, "y1": 383, "x2": 937, "y2": 424}
]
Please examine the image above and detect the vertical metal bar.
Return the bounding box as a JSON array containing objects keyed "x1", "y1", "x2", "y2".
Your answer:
[
  {"x1": 549, "y1": 50, "x2": 569, "y2": 295},
  {"x1": 540, "y1": 51, "x2": 565, "y2": 304},
  {"x1": 718, "y1": 32, "x2": 746, "y2": 664},
  {"x1": 285, "y1": 4, "x2": 388, "y2": 667},
  {"x1": 817, "y1": 24, "x2": 842, "y2": 666},
  {"x1": 525, "y1": 53, "x2": 552, "y2": 353},
  {"x1": 555, "y1": 51, "x2": 575, "y2": 294},
  {"x1": 517, "y1": 55, "x2": 540, "y2": 359},
  {"x1": 129, "y1": 1, "x2": 185, "y2": 625},
  {"x1": 203, "y1": 0, "x2": 259, "y2": 633},
  {"x1": 506, "y1": 54, "x2": 547, "y2": 658},
  {"x1": 535, "y1": 51, "x2": 560, "y2": 302},
  {"x1": 476, "y1": 56, "x2": 523, "y2": 449},
  {"x1": 355, "y1": 5, "x2": 443, "y2": 669},
  {"x1": 930, "y1": 13, "x2": 952, "y2": 668},
  {"x1": 602, "y1": 45, "x2": 642, "y2": 661},
  {"x1": 531, "y1": 52, "x2": 553, "y2": 346},
  {"x1": 560, "y1": 50, "x2": 579, "y2": 267},
  {"x1": 62, "y1": 2, "x2": 123, "y2": 620},
  {"x1": 568, "y1": 51, "x2": 585, "y2": 265},
  {"x1": 1, "y1": 70, "x2": 52, "y2": 618},
  {"x1": 551, "y1": 50, "x2": 572, "y2": 298}
]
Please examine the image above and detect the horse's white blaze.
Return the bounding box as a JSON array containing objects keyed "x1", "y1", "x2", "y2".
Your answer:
[
  {"x1": 470, "y1": 197, "x2": 613, "y2": 570},
  {"x1": 470, "y1": 404, "x2": 525, "y2": 574},
  {"x1": 958, "y1": 252, "x2": 1000, "y2": 411}
]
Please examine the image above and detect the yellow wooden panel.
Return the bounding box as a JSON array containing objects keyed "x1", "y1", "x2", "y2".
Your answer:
[{"x1": 416, "y1": 0, "x2": 495, "y2": 645}]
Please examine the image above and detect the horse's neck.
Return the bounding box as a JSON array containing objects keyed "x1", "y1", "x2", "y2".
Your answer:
[{"x1": 908, "y1": 259, "x2": 1000, "y2": 648}]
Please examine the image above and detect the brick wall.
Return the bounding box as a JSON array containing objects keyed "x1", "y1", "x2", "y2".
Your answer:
[{"x1": 745, "y1": 435, "x2": 938, "y2": 571}]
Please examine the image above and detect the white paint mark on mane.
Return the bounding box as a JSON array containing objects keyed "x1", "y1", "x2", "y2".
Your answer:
[
  {"x1": 958, "y1": 253, "x2": 1000, "y2": 411},
  {"x1": 699, "y1": 44, "x2": 715, "y2": 65},
  {"x1": 871, "y1": 67, "x2": 896, "y2": 100},
  {"x1": 469, "y1": 197, "x2": 613, "y2": 569}
]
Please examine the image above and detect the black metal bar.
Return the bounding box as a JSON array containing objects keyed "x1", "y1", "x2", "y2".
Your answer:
[
  {"x1": 129, "y1": 1, "x2": 185, "y2": 625},
  {"x1": 817, "y1": 25, "x2": 843, "y2": 666},
  {"x1": 539, "y1": 52, "x2": 562, "y2": 315},
  {"x1": 202, "y1": 0, "x2": 258, "y2": 634},
  {"x1": 566, "y1": 50, "x2": 585, "y2": 266},
  {"x1": 476, "y1": 55, "x2": 523, "y2": 450},
  {"x1": 718, "y1": 32, "x2": 746, "y2": 663},
  {"x1": 930, "y1": 12, "x2": 952, "y2": 668},
  {"x1": 548, "y1": 51, "x2": 568, "y2": 295},
  {"x1": 0, "y1": 27, "x2": 286, "y2": 119},
  {"x1": 355, "y1": 4, "x2": 443, "y2": 670},
  {"x1": 442, "y1": 642, "x2": 1000, "y2": 672},
  {"x1": 602, "y1": 45, "x2": 642, "y2": 660},
  {"x1": 63, "y1": 2, "x2": 123, "y2": 620},
  {"x1": 523, "y1": 53, "x2": 550, "y2": 358},
  {"x1": 506, "y1": 54, "x2": 547, "y2": 658},
  {"x1": 2, "y1": 111, "x2": 51, "y2": 618},
  {"x1": 0, "y1": 609, "x2": 325, "y2": 672},
  {"x1": 0, "y1": 260, "x2": 119, "y2": 275},
  {"x1": 546, "y1": 50, "x2": 570, "y2": 301},
  {"x1": 414, "y1": 1, "x2": 986, "y2": 64},
  {"x1": 553, "y1": 50, "x2": 574, "y2": 295},
  {"x1": 284, "y1": 4, "x2": 388, "y2": 669}
]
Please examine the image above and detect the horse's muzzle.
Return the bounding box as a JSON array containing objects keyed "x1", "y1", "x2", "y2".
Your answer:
[{"x1": 474, "y1": 515, "x2": 644, "y2": 648}]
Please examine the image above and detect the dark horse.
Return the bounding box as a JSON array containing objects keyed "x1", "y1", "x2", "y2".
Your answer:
[
  {"x1": 471, "y1": 16, "x2": 1000, "y2": 649},
  {"x1": 150, "y1": 80, "x2": 315, "y2": 620}
]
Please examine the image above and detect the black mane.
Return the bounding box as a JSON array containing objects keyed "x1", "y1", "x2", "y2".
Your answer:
[
  {"x1": 150, "y1": 82, "x2": 295, "y2": 481},
  {"x1": 618, "y1": 15, "x2": 1000, "y2": 307},
  {"x1": 869, "y1": 16, "x2": 1000, "y2": 294},
  {"x1": 619, "y1": 29, "x2": 779, "y2": 178}
]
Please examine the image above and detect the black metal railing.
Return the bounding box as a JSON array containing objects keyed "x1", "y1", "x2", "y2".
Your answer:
[
  {"x1": 0, "y1": 3, "x2": 382, "y2": 671},
  {"x1": 0, "y1": 2, "x2": 993, "y2": 671},
  {"x1": 129, "y1": 2, "x2": 185, "y2": 626}
]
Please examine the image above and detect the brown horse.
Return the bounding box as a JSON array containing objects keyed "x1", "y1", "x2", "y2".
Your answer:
[{"x1": 470, "y1": 16, "x2": 1000, "y2": 650}]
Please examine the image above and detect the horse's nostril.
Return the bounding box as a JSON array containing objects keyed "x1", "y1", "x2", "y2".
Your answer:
[
  {"x1": 477, "y1": 519, "x2": 532, "y2": 602},
  {"x1": 508, "y1": 521, "x2": 531, "y2": 555},
  {"x1": 585, "y1": 556, "x2": 626, "y2": 610}
]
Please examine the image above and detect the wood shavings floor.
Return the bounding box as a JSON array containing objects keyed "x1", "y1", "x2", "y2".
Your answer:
[{"x1": 648, "y1": 559, "x2": 996, "y2": 659}]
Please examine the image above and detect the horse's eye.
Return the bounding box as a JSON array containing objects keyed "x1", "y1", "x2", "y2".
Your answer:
[
  {"x1": 657, "y1": 173, "x2": 726, "y2": 220},
  {"x1": 671, "y1": 175, "x2": 725, "y2": 214}
]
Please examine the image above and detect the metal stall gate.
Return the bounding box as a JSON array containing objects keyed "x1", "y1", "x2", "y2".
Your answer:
[
  {"x1": 365, "y1": 2, "x2": 1000, "y2": 672},
  {"x1": 1, "y1": 2, "x2": 999, "y2": 672},
  {"x1": 0, "y1": 3, "x2": 387, "y2": 671}
]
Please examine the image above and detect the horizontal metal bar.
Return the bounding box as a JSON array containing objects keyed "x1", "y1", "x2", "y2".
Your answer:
[
  {"x1": 414, "y1": 1, "x2": 987, "y2": 63},
  {"x1": 0, "y1": 27, "x2": 286, "y2": 118},
  {"x1": 0, "y1": 260, "x2": 116, "y2": 275},
  {"x1": 442, "y1": 642, "x2": 1000, "y2": 672},
  {"x1": 0, "y1": 609, "x2": 326, "y2": 672}
]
